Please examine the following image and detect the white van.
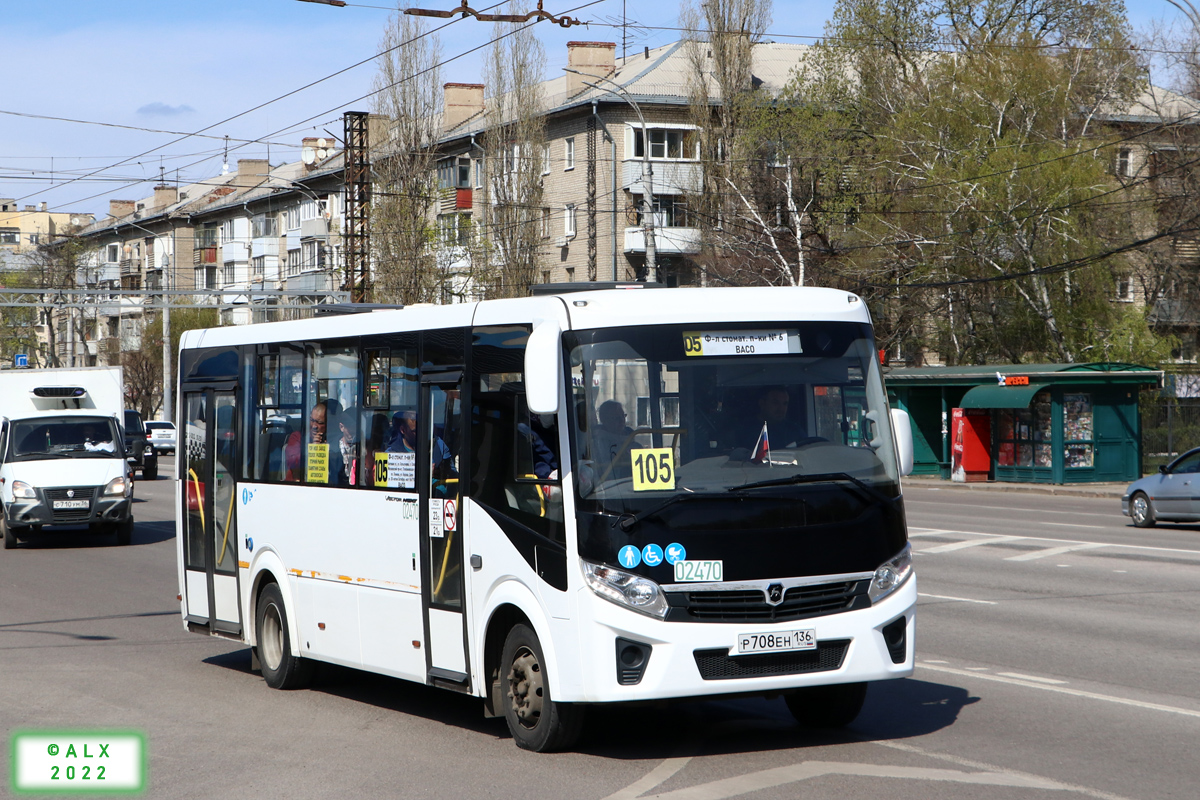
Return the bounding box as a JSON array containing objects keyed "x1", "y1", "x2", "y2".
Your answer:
[{"x1": 1, "y1": 367, "x2": 134, "y2": 549}]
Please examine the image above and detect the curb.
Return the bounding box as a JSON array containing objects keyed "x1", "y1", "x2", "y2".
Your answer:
[{"x1": 903, "y1": 478, "x2": 1126, "y2": 499}]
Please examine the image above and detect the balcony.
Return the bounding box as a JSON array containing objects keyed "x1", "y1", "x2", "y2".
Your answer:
[
  {"x1": 622, "y1": 161, "x2": 702, "y2": 195},
  {"x1": 194, "y1": 246, "x2": 218, "y2": 266},
  {"x1": 624, "y1": 226, "x2": 701, "y2": 255},
  {"x1": 300, "y1": 217, "x2": 329, "y2": 239}
]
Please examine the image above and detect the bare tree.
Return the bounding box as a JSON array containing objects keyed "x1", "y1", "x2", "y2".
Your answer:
[
  {"x1": 371, "y1": 6, "x2": 444, "y2": 304},
  {"x1": 479, "y1": 9, "x2": 547, "y2": 298},
  {"x1": 681, "y1": 0, "x2": 778, "y2": 286}
]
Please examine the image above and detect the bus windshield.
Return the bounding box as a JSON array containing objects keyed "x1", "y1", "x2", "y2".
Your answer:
[
  {"x1": 567, "y1": 322, "x2": 905, "y2": 579},
  {"x1": 8, "y1": 416, "x2": 123, "y2": 461}
]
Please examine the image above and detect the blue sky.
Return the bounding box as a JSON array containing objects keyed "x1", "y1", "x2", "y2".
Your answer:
[{"x1": 0, "y1": 0, "x2": 1191, "y2": 219}]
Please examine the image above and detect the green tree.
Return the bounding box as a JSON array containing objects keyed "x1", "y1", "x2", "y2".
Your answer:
[{"x1": 137, "y1": 304, "x2": 220, "y2": 416}]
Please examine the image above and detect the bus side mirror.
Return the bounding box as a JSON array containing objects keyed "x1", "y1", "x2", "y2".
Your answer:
[
  {"x1": 525, "y1": 320, "x2": 562, "y2": 415},
  {"x1": 890, "y1": 407, "x2": 914, "y2": 477}
]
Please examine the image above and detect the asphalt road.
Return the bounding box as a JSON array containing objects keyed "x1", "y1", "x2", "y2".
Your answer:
[{"x1": 2, "y1": 465, "x2": 1197, "y2": 799}]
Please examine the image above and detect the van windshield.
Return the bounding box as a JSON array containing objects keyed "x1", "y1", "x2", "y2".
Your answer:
[{"x1": 8, "y1": 416, "x2": 124, "y2": 461}]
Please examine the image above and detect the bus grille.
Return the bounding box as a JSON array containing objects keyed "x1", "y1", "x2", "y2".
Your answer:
[
  {"x1": 693, "y1": 639, "x2": 850, "y2": 680},
  {"x1": 44, "y1": 487, "x2": 97, "y2": 522},
  {"x1": 666, "y1": 581, "x2": 868, "y2": 623}
]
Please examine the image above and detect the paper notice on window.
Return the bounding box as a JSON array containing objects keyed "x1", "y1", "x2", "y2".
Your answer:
[
  {"x1": 307, "y1": 443, "x2": 330, "y2": 483},
  {"x1": 682, "y1": 330, "x2": 797, "y2": 357},
  {"x1": 374, "y1": 451, "x2": 417, "y2": 489},
  {"x1": 429, "y1": 498, "x2": 444, "y2": 538}
]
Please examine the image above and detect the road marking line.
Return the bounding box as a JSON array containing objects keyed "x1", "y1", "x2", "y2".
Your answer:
[
  {"x1": 923, "y1": 535, "x2": 1024, "y2": 553},
  {"x1": 631, "y1": 760, "x2": 1065, "y2": 799},
  {"x1": 965, "y1": 667, "x2": 990, "y2": 671},
  {"x1": 602, "y1": 755, "x2": 694, "y2": 800},
  {"x1": 917, "y1": 663, "x2": 1200, "y2": 719},
  {"x1": 876, "y1": 740, "x2": 1137, "y2": 800},
  {"x1": 1042, "y1": 522, "x2": 1106, "y2": 528},
  {"x1": 1005, "y1": 543, "x2": 1106, "y2": 561},
  {"x1": 918, "y1": 593, "x2": 997, "y2": 605},
  {"x1": 997, "y1": 672, "x2": 1067, "y2": 684}
]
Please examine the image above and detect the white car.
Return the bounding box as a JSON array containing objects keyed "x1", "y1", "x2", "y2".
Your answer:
[{"x1": 145, "y1": 421, "x2": 176, "y2": 455}]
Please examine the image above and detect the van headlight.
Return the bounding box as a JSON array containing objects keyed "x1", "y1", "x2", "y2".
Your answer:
[
  {"x1": 104, "y1": 476, "x2": 129, "y2": 497},
  {"x1": 11, "y1": 480, "x2": 37, "y2": 500},
  {"x1": 868, "y1": 543, "x2": 913, "y2": 603},
  {"x1": 582, "y1": 559, "x2": 669, "y2": 619}
]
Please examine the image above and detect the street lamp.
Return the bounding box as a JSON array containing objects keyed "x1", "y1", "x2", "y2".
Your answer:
[
  {"x1": 563, "y1": 68, "x2": 657, "y2": 281},
  {"x1": 119, "y1": 220, "x2": 175, "y2": 423}
]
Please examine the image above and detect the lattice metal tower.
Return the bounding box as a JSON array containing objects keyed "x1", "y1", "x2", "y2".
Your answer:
[{"x1": 343, "y1": 111, "x2": 371, "y2": 303}]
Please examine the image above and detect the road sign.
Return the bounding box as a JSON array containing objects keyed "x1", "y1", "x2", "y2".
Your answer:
[{"x1": 14, "y1": 354, "x2": 28, "y2": 367}]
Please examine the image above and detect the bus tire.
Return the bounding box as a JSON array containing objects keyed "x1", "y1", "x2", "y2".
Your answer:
[
  {"x1": 501, "y1": 623, "x2": 584, "y2": 752},
  {"x1": 785, "y1": 682, "x2": 867, "y2": 729},
  {"x1": 1130, "y1": 492, "x2": 1156, "y2": 528},
  {"x1": 115, "y1": 517, "x2": 133, "y2": 546},
  {"x1": 256, "y1": 582, "x2": 313, "y2": 690}
]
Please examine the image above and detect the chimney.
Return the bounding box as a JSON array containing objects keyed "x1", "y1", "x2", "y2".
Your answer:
[
  {"x1": 153, "y1": 185, "x2": 178, "y2": 210},
  {"x1": 108, "y1": 200, "x2": 136, "y2": 219},
  {"x1": 235, "y1": 159, "x2": 270, "y2": 187},
  {"x1": 39, "y1": 202, "x2": 47, "y2": 212},
  {"x1": 443, "y1": 83, "x2": 485, "y2": 131},
  {"x1": 566, "y1": 41, "x2": 616, "y2": 97}
]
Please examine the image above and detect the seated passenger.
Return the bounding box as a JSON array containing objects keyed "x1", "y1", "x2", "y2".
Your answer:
[
  {"x1": 590, "y1": 400, "x2": 635, "y2": 480},
  {"x1": 727, "y1": 386, "x2": 808, "y2": 455}
]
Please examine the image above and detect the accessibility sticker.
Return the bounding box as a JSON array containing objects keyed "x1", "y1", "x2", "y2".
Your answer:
[
  {"x1": 665, "y1": 543, "x2": 687, "y2": 564},
  {"x1": 642, "y1": 543, "x2": 664, "y2": 567},
  {"x1": 618, "y1": 545, "x2": 641, "y2": 569}
]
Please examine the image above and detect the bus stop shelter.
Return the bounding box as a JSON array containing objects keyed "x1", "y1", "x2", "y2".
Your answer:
[{"x1": 886, "y1": 363, "x2": 1164, "y2": 484}]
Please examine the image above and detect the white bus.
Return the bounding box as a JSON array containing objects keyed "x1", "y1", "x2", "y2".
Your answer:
[{"x1": 174, "y1": 286, "x2": 916, "y2": 751}]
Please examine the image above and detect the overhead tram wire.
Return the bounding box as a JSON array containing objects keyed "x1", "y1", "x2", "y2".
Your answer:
[
  {"x1": 7, "y1": 0, "x2": 514, "y2": 207},
  {"x1": 36, "y1": 0, "x2": 606, "y2": 215}
]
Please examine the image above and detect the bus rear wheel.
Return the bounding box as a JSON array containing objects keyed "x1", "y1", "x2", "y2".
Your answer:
[
  {"x1": 501, "y1": 624, "x2": 583, "y2": 752},
  {"x1": 785, "y1": 682, "x2": 868, "y2": 729},
  {"x1": 256, "y1": 583, "x2": 313, "y2": 690}
]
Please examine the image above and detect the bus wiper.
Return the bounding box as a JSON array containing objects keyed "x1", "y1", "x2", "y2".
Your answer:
[
  {"x1": 616, "y1": 490, "x2": 704, "y2": 532},
  {"x1": 730, "y1": 471, "x2": 891, "y2": 503}
]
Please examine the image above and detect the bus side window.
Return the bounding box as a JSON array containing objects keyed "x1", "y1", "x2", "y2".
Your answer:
[{"x1": 470, "y1": 326, "x2": 564, "y2": 545}]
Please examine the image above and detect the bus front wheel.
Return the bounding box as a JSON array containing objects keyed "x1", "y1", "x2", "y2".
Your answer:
[
  {"x1": 785, "y1": 682, "x2": 867, "y2": 729},
  {"x1": 256, "y1": 583, "x2": 313, "y2": 690},
  {"x1": 501, "y1": 624, "x2": 584, "y2": 752}
]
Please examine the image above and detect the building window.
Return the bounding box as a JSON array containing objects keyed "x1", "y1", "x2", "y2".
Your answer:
[
  {"x1": 287, "y1": 249, "x2": 301, "y2": 277},
  {"x1": 438, "y1": 156, "x2": 471, "y2": 189},
  {"x1": 637, "y1": 195, "x2": 690, "y2": 227},
  {"x1": 285, "y1": 205, "x2": 300, "y2": 230},
  {"x1": 301, "y1": 240, "x2": 325, "y2": 271},
  {"x1": 475, "y1": 158, "x2": 484, "y2": 188},
  {"x1": 633, "y1": 127, "x2": 699, "y2": 160},
  {"x1": 541, "y1": 207, "x2": 551, "y2": 238},
  {"x1": 565, "y1": 137, "x2": 575, "y2": 170},
  {"x1": 542, "y1": 270, "x2": 551, "y2": 283},
  {"x1": 1116, "y1": 148, "x2": 1131, "y2": 178},
  {"x1": 565, "y1": 267, "x2": 575, "y2": 282},
  {"x1": 564, "y1": 204, "x2": 576, "y2": 237},
  {"x1": 105, "y1": 244, "x2": 119, "y2": 262},
  {"x1": 252, "y1": 214, "x2": 278, "y2": 239},
  {"x1": 220, "y1": 220, "x2": 236, "y2": 243},
  {"x1": 0, "y1": 229, "x2": 18, "y2": 245},
  {"x1": 300, "y1": 197, "x2": 328, "y2": 221},
  {"x1": 542, "y1": 145, "x2": 551, "y2": 175},
  {"x1": 1116, "y1": 276, "x2": 1134, "y2": 302},
  {"x1": 252, "y1": 255, "x2": 266, "y2": 277},
  {"x1": 195, "y1": 266, "x2": 217, "y2": 290}
]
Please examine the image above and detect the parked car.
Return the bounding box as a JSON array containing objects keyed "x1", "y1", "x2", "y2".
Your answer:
[
  {"x1": 123, "y1": 409, "x2": 159, "y2": 480},
  {"x1": 145, "y1": 421, "x2": 176, "y2": 454},
  {"x1": 1122, "y1": 447, "x2": 1200, "y2": 527}
]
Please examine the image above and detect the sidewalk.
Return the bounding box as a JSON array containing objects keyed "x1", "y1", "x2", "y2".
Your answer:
[{"x1": 903, "y1": 475, "x2": 1128, "y2": 499}]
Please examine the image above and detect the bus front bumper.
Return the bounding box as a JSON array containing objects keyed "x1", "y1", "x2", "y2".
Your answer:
[{"x1": 566, "y1": 574, "x2": 916, "y2": 704}]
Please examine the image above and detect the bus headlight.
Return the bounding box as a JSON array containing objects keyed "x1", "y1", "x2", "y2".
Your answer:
[
  {"x1": 11, "y1": 480, "x2": 37, "y2": 500},
  {"x1": 582, "y1": 559, "x2": 669, "y2": 619},
  {"x1": 868, "y1": 543, "x2": 913, "y2": 603},
  {"x1": 104, "y1": 476, "x2": 129, "y2": 497}
]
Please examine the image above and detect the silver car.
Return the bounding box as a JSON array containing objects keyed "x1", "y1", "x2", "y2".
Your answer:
[
  {"x1": 1122, "y1": 447, "x2": 1200, "y2": 527},
  {"x1": 145, "y1": 421, "x2": 176, "y2": 455}
]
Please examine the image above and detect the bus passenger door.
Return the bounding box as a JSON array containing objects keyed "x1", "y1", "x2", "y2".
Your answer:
[
  {"x1": 419, "y1": 375, "x2": 470, "y2": 691},
  {"x1": 181, "y1": 388, "x2": 242, "y2": 636}
]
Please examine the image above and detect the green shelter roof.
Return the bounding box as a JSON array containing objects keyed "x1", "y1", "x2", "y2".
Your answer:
[{"x1": 885, "y1": 362, "x2": 1163, "y2": 388}]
